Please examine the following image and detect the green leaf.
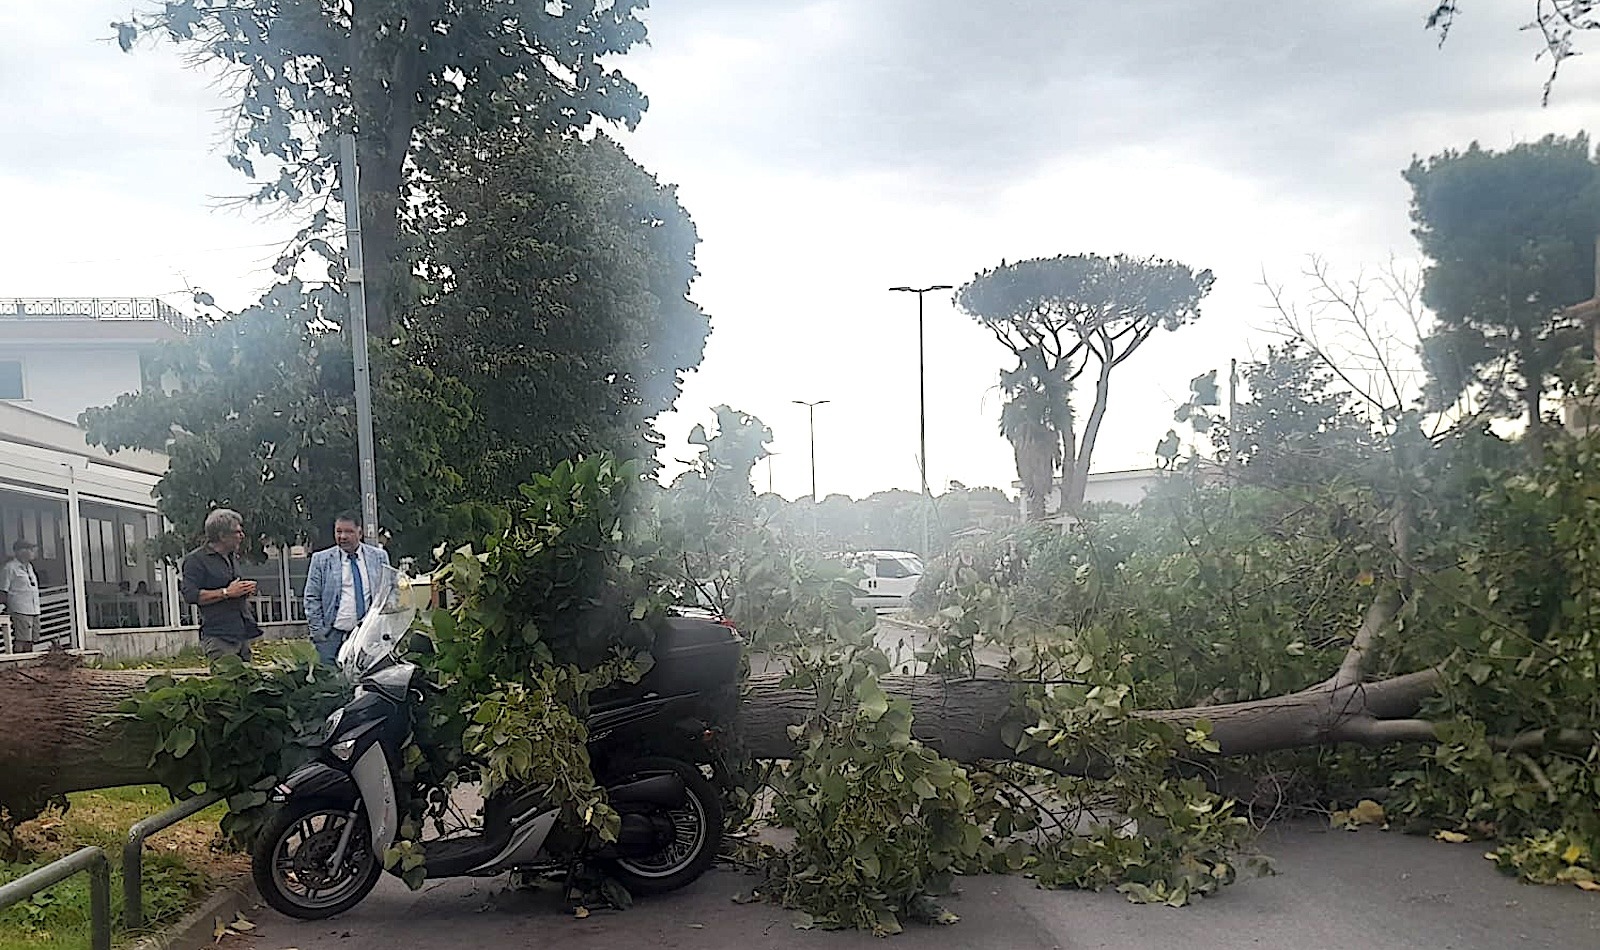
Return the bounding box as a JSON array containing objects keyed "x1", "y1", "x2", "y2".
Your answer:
[
  {"x1": 168, "y1": 726, "x2": 197, "y2": 758},
  {"x1": 859, "y1": 852, "x2": 881, "y2": 878},
  {"x1": 858, "y1": 682, "x2": 889, "y2": 722}
]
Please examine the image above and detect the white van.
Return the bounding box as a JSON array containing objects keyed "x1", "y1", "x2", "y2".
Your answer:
[{"x1": 842, "y1": 550, "x2": 925, "y2": 612}]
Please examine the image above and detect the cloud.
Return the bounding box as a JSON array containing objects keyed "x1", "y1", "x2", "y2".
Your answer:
[
  {"x1": 632, "y1": 1, "x2": 1596, "y2": 194},
  {"x1": 626, "y1": 1, "x2": 1599, "y2": 498},
  {"x1": 4, "y1": 0, "x2": 1595, "y2": 500},
  {"x1": 0, "y1": 3, "x2": 295, "y2": 310}
]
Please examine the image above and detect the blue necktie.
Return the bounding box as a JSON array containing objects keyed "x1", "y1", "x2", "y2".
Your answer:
[{"x1": 348, "y1": 551, "x2": 367, "y2": 621}]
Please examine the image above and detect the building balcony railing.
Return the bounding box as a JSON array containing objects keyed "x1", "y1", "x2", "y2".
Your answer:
[{"x1": 0, "y1": 297, "x2": 198, "y2": 335}]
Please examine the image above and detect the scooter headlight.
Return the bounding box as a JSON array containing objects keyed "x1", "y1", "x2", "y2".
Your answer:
[
  {"x1": 331, "y1": 738, "x2": 358, "y2": 760},
  {"x1": 324, "y1": 708, "x2": 344, "y2": 740}
]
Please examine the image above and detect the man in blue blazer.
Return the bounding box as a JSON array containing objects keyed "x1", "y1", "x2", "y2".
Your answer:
[{"x1": 304, "y1": 510, "x2": 393, "y2": 665}]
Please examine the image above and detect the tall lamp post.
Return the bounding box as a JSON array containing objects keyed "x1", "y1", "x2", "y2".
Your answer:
[
  {"x1": 340, "y1": 134, "x2": 380, "y2": 541},
  {"x1": 890, "y1": 284, "x2": 951, "y2": 554},
  {"x1": 792, "y1": 399, "x2": 829, "y2": 501}
]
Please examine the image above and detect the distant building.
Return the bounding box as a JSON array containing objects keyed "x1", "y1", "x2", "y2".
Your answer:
[{"x1": 1012, "y1": 468, "x2": 1168, "y2": 523}]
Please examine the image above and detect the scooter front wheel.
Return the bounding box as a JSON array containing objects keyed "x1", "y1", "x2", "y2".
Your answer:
[{"x1": 252, "y1": 797, "x2": 382, "y2": 920}]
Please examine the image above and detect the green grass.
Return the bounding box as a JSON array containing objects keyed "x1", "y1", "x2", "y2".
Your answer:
[
  {"x1": 93, "y1": 637, "x2": 319, "y2": 670},
  {"x1": 1, "y1": 787, "x2": 241, "y2": 950}
]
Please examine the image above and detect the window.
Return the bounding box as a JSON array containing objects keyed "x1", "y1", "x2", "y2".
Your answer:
[
  {"x1": 0, "y1": 360, "x2": 23, "y2": 399},
  {"x1": 875, "y1": 557, "x2": 919, "y2": 579},
  {"x1": 81, "y1": 516, "x2": 120, "y2": 583},
  {"x1": 40, "y1": 509, "x2": 57, "y2": 560}
]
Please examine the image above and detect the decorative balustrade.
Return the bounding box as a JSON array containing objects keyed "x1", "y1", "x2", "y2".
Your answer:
[{"x1": 0, "y1": 297, "x2": 197, "y2": 334}]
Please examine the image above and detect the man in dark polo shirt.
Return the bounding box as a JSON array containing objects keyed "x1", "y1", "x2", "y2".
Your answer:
[{"x1": 180, "y1": 508, "x2": 262, "y2": 661}]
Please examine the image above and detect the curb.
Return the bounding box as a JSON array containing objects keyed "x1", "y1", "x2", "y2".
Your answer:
[
  {"x1": 132, "y1": 875, "x2": 260, "y2": 950},
  {"x1": 874, "y1": 614, "x2": 930, "y2": 631}
]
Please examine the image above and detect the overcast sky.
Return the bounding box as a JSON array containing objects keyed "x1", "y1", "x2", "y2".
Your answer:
[{"x1": 2, "y1": 2, "x2": 1596, "y2": 500}]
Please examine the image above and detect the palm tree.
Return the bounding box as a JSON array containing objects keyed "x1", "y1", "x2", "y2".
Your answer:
[{"x1": 999, "y1": 346, "x2": 1073, "y2": 522}]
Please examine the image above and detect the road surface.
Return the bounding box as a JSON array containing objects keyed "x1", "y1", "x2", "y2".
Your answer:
[{"x1": 239, "y1": 821, "x2": 1597, "y2": 950}]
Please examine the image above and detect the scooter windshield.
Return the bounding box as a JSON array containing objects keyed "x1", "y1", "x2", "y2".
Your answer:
[{"x1": 334, "y1": 563, "x2": 419, "y2": 679}]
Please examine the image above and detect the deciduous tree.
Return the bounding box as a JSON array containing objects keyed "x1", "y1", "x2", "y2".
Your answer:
[
  {"x1": 79, "y1": 280, "x2": 469, "y2": 555},
  {"x1": 406, "y1": 129, "x2": 710, "y2": 496},
  {"x1": 116, "y1": 0, "x2": 651, "y2": 338}
]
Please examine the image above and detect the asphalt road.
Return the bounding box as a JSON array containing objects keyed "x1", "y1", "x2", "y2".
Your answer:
[{"x1": 238, "y1": 822, "x2": 1598, "y2": 950}]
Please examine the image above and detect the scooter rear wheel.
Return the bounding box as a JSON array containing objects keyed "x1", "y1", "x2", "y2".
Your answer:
[
  {"x1": 603, "y1": 757, "x2": 723, "y2": 895},
  {"x1": 253, "y1": 797, "x2": 382, "y2": 920}
]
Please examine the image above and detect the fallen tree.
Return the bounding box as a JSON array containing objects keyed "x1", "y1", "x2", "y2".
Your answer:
[
  {"x1": 8, "y1": 431, "x2": 1600, "y2": 922},
  {"x1": 0, "y1": 655, "x2": 172, "y2": 816},
  {"x1": 0, "y1": 649, "x2": 1444, "y2": 815}
]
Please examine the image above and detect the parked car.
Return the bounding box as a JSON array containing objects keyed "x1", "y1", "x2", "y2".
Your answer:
[{"x1": 840, "y1": 550, "x2": 925, "y2": 612}]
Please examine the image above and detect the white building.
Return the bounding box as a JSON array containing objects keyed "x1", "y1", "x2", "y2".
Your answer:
[
  {"x1": 1013, "y1": 468, "x2": 1168, "y2": 523},
  {"x1": 0, "y1": 298, "x2": 196, "y2": 423},
  {"x1": 0, "y1": 298, "x2": 194, "y2": 655},
  {"x1": 0, "y1": 297, "x2": 310, "y2": 659}
]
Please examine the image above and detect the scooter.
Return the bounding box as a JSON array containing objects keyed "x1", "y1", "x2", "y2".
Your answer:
[{"x1": 251, "y1": 568, "x2": 742, "y2": 920}]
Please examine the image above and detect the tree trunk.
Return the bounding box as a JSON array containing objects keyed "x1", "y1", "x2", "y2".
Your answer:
[
  {"x1": 739, "y1": 668, "x2": 1440, "y2": 766},
  {"x1": 1065, "y1": 359, "x2": 1115, "y2": 511},
  {"x1": 0, "y1": 656, "x2": 1442, "y2": 814},
  {"x1": 0, "y1": 655, "x2": 172, "y2": 816},
  {"x1": 1011, "y1": 424, "x2": 1052, "y2": 523},
  {"x1": 349, "y1": 5, "x2": 422, "y2": 343}
]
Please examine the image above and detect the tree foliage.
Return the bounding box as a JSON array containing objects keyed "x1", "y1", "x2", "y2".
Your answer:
[
  {"x1": 121, "y1": 657, "x2": 350, "y2": 843},
  {"x1": 79, "y1": 280, "x2": 470, "y2": 555},
  {"x1": 958, "y1": 254, "x2": 1214, "y2": 516},
  {"x1": 406, "y1": 128, "x2": 710, "y2": 496},
  {"x1": 82, "y1": 127, "x2": 708, "y2": 555},
  {"x1": 1228, "y1": 341, "x2": 1381, "y2": 489},
  {"x1": 921, "y1": 393, "x2": 1600, "y2": 893},
  {"x1": 1404, "y1": 134, "x2": 1600, "y2": 450},
  {"x1": 116, "y1": 0, "x2": 650, "y2": 336}
]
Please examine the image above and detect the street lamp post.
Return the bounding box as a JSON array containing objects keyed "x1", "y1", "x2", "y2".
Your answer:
[
  {"x1": 890, "y1": 284, "x2": 951, "y2": 555},
  {"x1": 792, "y1": 399, "x2": 829, "y2": 501},
  {"x1": 340, "y1": 134, "x2": 380, "y2": 540}
]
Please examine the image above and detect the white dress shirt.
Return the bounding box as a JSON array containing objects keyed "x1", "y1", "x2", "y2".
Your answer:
[{"x1": 332, "y1": 551, "x2": 368, "y2": 632}]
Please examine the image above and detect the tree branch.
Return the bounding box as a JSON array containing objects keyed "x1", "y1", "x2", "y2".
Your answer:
[
  {"x1": 1492, "y1": 727, "x2": 1596, "y2": 753},
  {"x1": 1329, "y1": 716, "x2": 1439, "y2": 745},
  {"x1": 1513, "y1": 752, "x2": 1560, "y2": 804},
  {"x1": 1333, "y1": 586, "x2": 1402, "y2": 689}
]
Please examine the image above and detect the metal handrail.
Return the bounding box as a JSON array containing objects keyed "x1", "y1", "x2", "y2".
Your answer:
[
  {"x1": 122, "y1": 791, "x2": 224, "y2": 930},
  {"x1": 0, "y1": 846, "x2": 111, "y2": 950}
]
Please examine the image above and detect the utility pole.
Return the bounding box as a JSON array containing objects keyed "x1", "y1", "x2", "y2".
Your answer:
[
  {"x1": 890, "y1": 284, "x2": 951, "y2": 555},
  {"x1": 1590, "y1": 235, "x2": 1600, "y2": 370},
  {"x1": 1227, "y1": 358, "x2": 1239, "y2": 474},
  {"x1": 792, "y1": 400, "x2": 829, "y2": 501},
  {"x1": 340, "y1": 134, "x2": 380, "y2": 540}
]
